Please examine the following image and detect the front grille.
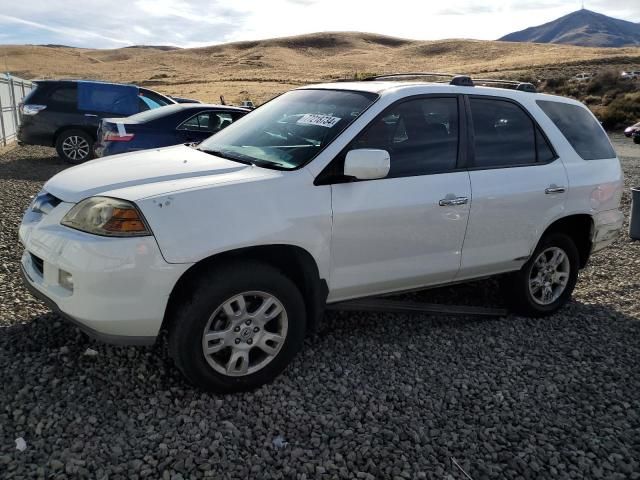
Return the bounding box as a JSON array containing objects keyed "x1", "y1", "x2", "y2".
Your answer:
[{"x1": 30, "y1": 253, "x2": 44, "y2": 276}]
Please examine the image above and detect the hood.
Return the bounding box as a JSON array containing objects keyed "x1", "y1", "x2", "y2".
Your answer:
[{"x1": 44, "y1": 144, "x2": 264, "y2": 203}]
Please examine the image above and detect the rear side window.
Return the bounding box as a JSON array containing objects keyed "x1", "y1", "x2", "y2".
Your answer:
[
  {"x1": 536, "y1": 100, "x2": 615, "y2": 160},
  {"x1": 470, "y1": 98, "x2": 546, "y2": 168},
  {"x1": 48, "y1": 86, "x2": 77, "y2": 112},
  {"x1": 179, "y1": 112, "x2": 237, "y2": 133},
  {"x1": 352, "y1": 97, "x2": 459, "y2": 177}
]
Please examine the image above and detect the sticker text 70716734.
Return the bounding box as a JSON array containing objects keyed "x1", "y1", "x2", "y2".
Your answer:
[{"x1": 296, "y1": 114, "x2": 342, "y2": 128}]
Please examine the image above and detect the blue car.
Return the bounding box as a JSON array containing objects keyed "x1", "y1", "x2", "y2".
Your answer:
[{"x1": 95, "y1": 104, "x2": 250, "y2": 157}]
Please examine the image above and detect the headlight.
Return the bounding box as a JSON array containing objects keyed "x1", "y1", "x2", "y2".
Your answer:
[{"x1": 61, "y1": 197, "x2": 152, "y2": 237}]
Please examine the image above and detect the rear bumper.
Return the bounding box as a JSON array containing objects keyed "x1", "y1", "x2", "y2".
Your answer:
[
  {"x1": 17, "y1": 124, "x2": 54, "y2": 147},
  {"x1": 591, "y1": 208, "x2": 624, "y2": 253}
]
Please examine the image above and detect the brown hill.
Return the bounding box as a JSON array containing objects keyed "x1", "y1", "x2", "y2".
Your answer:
[{"x1": 3, "y1": 32, "x2": 640, "y2": 104}]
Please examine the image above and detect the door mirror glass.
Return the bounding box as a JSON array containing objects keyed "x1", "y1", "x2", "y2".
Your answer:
[{"x1": 344, "y1": 149, "x2": 390, "y2": 180}]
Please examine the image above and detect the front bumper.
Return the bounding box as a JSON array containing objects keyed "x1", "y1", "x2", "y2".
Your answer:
[
  {"x1": 591, "y1": 208, "x2": 624, "y2": 254},
  {"x1": 19, "y1": 201, "x2": 191, "y2": 345}
]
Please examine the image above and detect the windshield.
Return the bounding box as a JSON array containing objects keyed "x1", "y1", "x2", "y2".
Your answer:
[{"x1": 197, "y1": 89, "x2": 378, "y2": 169}]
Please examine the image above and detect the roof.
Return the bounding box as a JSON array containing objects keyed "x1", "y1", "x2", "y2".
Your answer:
[{"x1": 299, "y1": 80, "x2": 581, "y2": 105}]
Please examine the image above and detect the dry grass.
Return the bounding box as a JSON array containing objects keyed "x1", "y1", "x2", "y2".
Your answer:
[{"x1": 3, "y1": 32, "x2": 640, "y2": 105}]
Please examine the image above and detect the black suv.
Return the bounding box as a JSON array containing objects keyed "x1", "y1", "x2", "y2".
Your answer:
[{"x1": 18, "y1": 80, "x2": 175, "y2": 163}]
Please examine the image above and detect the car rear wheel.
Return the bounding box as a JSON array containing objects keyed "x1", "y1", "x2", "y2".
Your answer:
[
  {"x1": 501, "y1": 233, "x2": 579, "y2": 317},
  {"x1": 168, "y1": 262, "x2": 306, "y2": 392},
  {"x1": 56, "y1": 129, "x2": 93, "y2": 164}
]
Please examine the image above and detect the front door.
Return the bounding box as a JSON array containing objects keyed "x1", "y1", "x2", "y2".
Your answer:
[{"x1": 327, "y1": 96, "x2": 471, "y2": 301}]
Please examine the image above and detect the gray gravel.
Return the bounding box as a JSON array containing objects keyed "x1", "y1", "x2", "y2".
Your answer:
[{"x1": 1, "y1": 139, "x2": 639, "y2": 479}]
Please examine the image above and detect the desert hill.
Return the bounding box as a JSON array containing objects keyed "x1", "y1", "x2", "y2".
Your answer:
[{"x1": 2, "y1": 32, "x2": 640, "y2": 104}]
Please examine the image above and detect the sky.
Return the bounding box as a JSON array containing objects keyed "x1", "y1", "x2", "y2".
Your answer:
[{"x1": 0, "y1": 0, "x2": 639, "y2": 49}]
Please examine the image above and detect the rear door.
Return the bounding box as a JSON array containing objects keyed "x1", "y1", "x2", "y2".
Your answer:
[
  {"x1": 326, "y1": 96, "x2": 472, "y2": 301},
  {"x1": 76, "y1": 82, "x2": 139, "y2": 132},
  {"x1": 458, "y1": 96, "x2": 568, "y2": 279}
]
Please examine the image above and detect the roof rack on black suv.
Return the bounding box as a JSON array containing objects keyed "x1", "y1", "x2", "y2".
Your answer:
[{"x1": 358, "y1": 72, "x2": 537, "y2": 93}]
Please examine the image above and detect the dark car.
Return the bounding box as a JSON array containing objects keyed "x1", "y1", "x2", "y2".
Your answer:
[
  {"x1": 625, "y1": 122, "x2": 640, "y2": 138},
  {"x1": 94, "y1": 104, "x2": 249, "y2": 157},
  {"x1": 18, "y1": 80, "x2": 176, "y2": 163}
]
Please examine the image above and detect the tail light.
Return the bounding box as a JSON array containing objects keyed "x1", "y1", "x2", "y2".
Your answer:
[
  {"x1": 103, "y1": 131, "x2": 135, "y2": 142},
  {"x1": 21, "y1": 104, "x2": 47, "y2": 115}
]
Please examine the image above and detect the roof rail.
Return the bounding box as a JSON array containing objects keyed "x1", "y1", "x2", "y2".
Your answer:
[
  {"x1": 472, "y1": 78, "x2": 538, "y2": 93},
  {"x1": 355, "y1": 72, "x2": 537, "y2": 92},
  {"x1": 362, "y1": 72, "x2": 474, "y2": 87}
]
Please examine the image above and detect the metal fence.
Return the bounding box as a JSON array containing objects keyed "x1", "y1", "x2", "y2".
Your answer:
[{"x1": 0, "y1": 74, "x2": 35, "y2": 147}]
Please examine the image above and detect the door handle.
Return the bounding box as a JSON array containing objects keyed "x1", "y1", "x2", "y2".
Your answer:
[
  {"x1": 84, "y1": 114, "x2": 98, "y2": 117},
  {"x1": 545, "y1": 186, "x2": 566, "y2": 194},
  {"x1": 439, "y1": 196, "x2": 469, "y2": 206}
]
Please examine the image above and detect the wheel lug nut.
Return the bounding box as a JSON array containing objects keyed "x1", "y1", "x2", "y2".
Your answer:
[
  {"x1": 253, "y1": 327, "x2": 259, "y2": 333},
  {"x1": 247, "y1": 338, "x2": 253, "y2": 345},
  {"x1": 234, "y1": 326, "x2": 240, "y2": 332},
  {"x1": 245, "y1": 319, "x2": 252, "y2": 325},
  {"x1": 235, "y1": 338, "x2": 241, "y2": 344}
]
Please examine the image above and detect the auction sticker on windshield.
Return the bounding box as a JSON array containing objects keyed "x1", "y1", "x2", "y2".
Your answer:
[{"x1": 297, "y1": 114, "x2": 341, "y2": 128}]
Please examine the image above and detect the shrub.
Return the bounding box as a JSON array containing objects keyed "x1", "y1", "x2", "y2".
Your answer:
[
  {"x1": 583, "y1": 95, "x2": 601, "y2": 105},
  {"x1": 598, "y1": 92, "x2": 640, "y2": 129}
]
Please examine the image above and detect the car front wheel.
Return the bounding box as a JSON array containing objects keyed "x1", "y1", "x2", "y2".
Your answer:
[
  {"x1": 168, "y1": 262, "x2": 306, "y2": 392},
  {"x1": 501, "y1": 233, "x2": 579, "y2": 317}
]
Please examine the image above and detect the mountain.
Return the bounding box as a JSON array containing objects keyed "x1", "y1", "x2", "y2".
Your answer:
[{"x1": 499, "y1": 9, "x2": 640, "y2": 48}]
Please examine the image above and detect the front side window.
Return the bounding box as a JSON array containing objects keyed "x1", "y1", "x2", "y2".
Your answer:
[
  {"x1": 470, "y1": 98, "x2": 540, "y2": 168},
  {"x1": 197, "y1": 89, "x2": 378, "y2": 169},
  {"x1": 139, "y1": 89, "x2": 172, "y2": 108},
  {"x1": 536, "y1": 100, "x2": 615, "y2": 160},
  {"x1": 350, "y1": 97, "x2": 459, "y2": 177}
]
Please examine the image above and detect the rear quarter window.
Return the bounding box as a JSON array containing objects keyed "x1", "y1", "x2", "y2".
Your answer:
[
  {"x1": 536, "y1": 100, "x2": 616, "y2": 160},
  {"x1": 47, "y1": 86, "x2": 78, "y2": 112}
]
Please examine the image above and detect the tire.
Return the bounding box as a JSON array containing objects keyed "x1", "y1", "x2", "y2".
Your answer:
[
  {"x1": 168, "y1": 261, "x2": 307, "y2": 392},
  {"x1": 55, "y1": 129, "x2": 93, "y2": 164},
  {"x1": 634, "y1": 136, "x2": 640, "y2": 145},
  {"x1": 501, "y1": 233, "x2": 579, "y2": 317}
]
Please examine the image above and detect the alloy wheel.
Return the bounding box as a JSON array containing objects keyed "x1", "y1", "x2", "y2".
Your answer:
[
  {"x1": 201, "y1": 291, "x2": 288, "y2": 377},
  {"x1": 61, "y1": 135, "x2": 90, "y2": 161},
  {"x1": 528, "y1": 246, "x2": 571, "y2": 306}
]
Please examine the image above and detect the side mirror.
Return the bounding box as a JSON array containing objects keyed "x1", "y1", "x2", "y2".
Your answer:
[{"x1": 344, "y1": 149, "x2": 390, "y2": 180}]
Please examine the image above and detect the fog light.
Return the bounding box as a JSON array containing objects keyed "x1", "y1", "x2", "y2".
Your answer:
[{"x1": 58, "y1": 269, "x2": 74, "y2": 292}]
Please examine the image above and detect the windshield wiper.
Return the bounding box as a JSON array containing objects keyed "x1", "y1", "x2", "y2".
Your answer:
[
  {"x1": 197, "y1": 147, "x2": 289, "y2": 170},
  {"x1": 197, "y1": 148, "x2": 253, "y2": 165}
]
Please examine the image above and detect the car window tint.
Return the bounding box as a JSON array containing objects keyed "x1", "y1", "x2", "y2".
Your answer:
[
  {"x1": 139, "y1": 89, "x2": 172, "y2": 107},
  {"x1": 139, "y1": 95, "x2": 162, "y2": 111},
  {"x1": 470, "y1": 98, "x2": 536, "y2": 167},
  {"x1": 48, "y1": 86, "x2": 77, "y2": 111},
  {"x1": 180, "y1": 112, "x2": 237, "y2": 133},
  {"x1": 536, "y1": 127, "x2": 556, "y2": 163},
  {"x1": 351, "y1": 97, "x2": 459, "y2": 178},
  {"x1": 536, "y1": 100, "x2": 616, "y2": 160}
]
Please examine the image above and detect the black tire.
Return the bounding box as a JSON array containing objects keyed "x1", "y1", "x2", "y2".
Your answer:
[
  {"x1": 634, "y1": 136, "x2": 640, "y2": 145},
  {"x1": 168, "y1": 261, "x2": 306, "y2": 392},
  {"x1": 500, "y1": 233, "x2": 580, "y2": 317},
  {"x1": 55, "y1": 129, "x2": 94, "y2": 164}
]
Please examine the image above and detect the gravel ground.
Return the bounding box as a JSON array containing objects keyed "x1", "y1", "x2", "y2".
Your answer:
[{"x1": 1, "y1": 138, "x2": 639, "y2": 479}]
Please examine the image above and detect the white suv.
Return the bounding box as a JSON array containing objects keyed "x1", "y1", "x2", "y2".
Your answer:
[{"x1": 20, "y1": 76, "x2": 624, "y2": 391}]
